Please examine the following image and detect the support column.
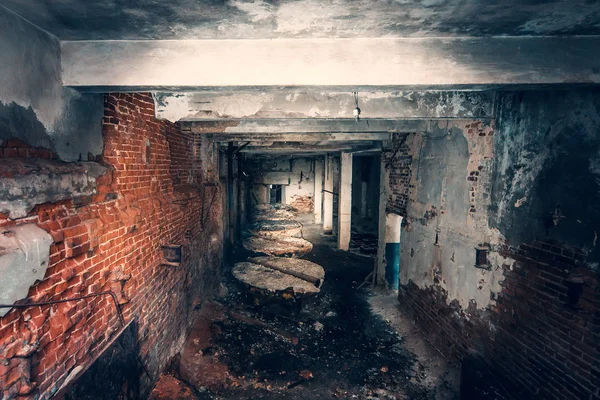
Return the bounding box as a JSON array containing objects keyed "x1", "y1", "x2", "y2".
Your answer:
[
  {"x1": 376, "y1": 155, "x2": 389, "y2": 286},
  {"x1": 323, "y1": 155, "x2": 334, "y2": 234},
  {"x1": 314, "y1": 159, "x2": 323, "y2": 224},
  {"x1": 385, "y1": 214, "x2": 402, "y2": 290},
  {"x1": 338, "y1": 152, "x2": 352, "y2": 250},
  {"x1": 227, "y1": 143, "x2": 235, "y2": 246}
]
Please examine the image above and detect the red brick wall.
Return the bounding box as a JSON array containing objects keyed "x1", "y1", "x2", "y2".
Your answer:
[
  {"x1": 383, "y1": 133, "x2": 413, "y2": 217},
  {"x1": 0, "y1": 93, "x2": 223, "y2": 399},
  {"x1": 400, "y1": 242, "x2": 599, "y2": 399}
]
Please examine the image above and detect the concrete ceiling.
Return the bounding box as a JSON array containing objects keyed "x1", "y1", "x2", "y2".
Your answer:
[{"x1": 4, "y1": 0, "x2": 600, "y2": 40}]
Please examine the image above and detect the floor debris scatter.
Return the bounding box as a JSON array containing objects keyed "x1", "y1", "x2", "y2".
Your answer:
[{"x1": 150, "y1": 217, "x2": 459, "y2": 399}]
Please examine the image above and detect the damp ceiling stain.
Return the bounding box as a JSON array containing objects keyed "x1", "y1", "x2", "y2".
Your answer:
[{"x1": 3, "y1": 0, "x2": 600, "y2": 40}]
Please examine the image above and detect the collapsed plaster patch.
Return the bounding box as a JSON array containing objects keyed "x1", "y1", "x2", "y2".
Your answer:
[
  {"x1": 0, "y1": 223, "x2": 53, "y2": 316},
  {"x1": 0, "y1": 159, "x2": 107, "y2": 219}
]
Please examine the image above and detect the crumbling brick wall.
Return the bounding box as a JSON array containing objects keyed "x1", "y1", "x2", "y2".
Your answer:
[
  {"x1": 383, "y1": 132, "x2": 414, "y2": 217},
  {"x1": 400, "y1": 242, "x2": 599, "y2": 399},
  {"x1": 0, "y1": 93, "x2": 223, "y2": 399},
  {"x1": 391, "y1": 113, "x2": 600, "y2": 399}
]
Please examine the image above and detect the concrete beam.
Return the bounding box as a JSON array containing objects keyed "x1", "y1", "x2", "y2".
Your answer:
[
  {"x1": 154, "y1": 91, "x2": 494, "y2": 121},
  {"x1": 338, "y1": 152, "x2": 353, "y2": 251},
  {"x1": 62, "y1": 37, "x2": 600, "y2": 89},
  {"x1": 208, "y1": 132, "x2": 390, "y2": 142},
  {"x1": 186, "y1": 119, "x2": 431, "y2": 134},
  {"x1": 240, "y1": 145, "x2": 372, "y2": 154}
]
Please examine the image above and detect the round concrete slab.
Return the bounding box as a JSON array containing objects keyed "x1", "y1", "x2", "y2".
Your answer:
[
  {"x1": 247, "y1": 220, "x2": 302, "y2": 238},
  {"x1": 248, "y1": 256, "x2": 324, "y2": 285},
  {"x1": 242, "y1": 236, "x2": 313, "y2": 257},
  {"x1": 232, "y1": 262, "x2": 320, "y2": 295}
]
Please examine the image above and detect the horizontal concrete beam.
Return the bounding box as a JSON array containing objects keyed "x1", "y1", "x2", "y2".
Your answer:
[
  {"x1": 240, "y1": 144, "x2": 374, "y2": 154},
  {"x1": 62, "y1": 37, "x2": 600, "y2": 89},
  {"x1": 207, "y1": 132, "x2": 390, "y2": 142},
  {"x1": 184, "y1": 119, "x2": 431, "y2": 134},
  {"x1": 155, "y1": 91, "x2": 494, "y2": 121}
]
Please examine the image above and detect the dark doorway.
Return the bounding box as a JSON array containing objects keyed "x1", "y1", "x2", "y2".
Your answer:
[{"x1": 269, "y1": 185, "x2": 282, "y2": 203}]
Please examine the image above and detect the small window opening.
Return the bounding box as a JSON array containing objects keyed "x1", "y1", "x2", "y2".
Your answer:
[{"x1": 474, "y1": 244, "x2": 490, "y2": 270}]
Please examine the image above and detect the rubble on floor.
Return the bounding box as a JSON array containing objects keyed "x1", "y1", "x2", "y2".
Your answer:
[
  {"x1": 148, "y1": 375, "x2": 201, "y2": 400},
  {"x1": 350, "y1": 230, "x2": 378, "y2": 256},
  {"x1": 243, "y1": 203, "x2": 312, "y2": 257},
  {"x1": 150, "y1": 230, "x2": 458, "y2": 400}
]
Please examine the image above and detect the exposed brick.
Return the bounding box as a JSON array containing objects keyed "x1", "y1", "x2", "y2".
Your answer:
[{"x1": 0, "y1": 93, "x2": 223, "y2": 399}]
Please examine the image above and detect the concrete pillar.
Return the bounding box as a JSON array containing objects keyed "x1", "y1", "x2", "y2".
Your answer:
[
  {"x1": 338, "y1": 152, "x2": 352, "y2": 250},
  {"x1": 323, "y1": 155, "x2": 334, "y2": 234},
  {"x1": 314, "y1": 159, "x2": 323, "y2": 224},
  {"x1": 376, "y1": 154, "x2": 388, "y2": 287},
  {"x1": 255, "y1": 185, "x2": 267, "y2": 205},
  {"x1": 385, "y1": 214, "x2": 403, "y2": 290}
]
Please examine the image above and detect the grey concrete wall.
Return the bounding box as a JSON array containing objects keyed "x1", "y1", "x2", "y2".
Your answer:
[
  {"x1": 399, "y1": 120, "x2": 505, "y2": 310},
  {"x1": 398, "y1": 89, "x2": 600, "y2": 311},
  {"x1": 0, "y1": 6, "x2": 103, "y2": 162},
  {"x1": 491, "y1": 90, "x2": 600, "y2": 265}
]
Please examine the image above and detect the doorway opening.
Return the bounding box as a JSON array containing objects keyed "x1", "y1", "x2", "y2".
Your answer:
[{"x1": 269, "y1": 184, "x2": 283, "y2": 203}]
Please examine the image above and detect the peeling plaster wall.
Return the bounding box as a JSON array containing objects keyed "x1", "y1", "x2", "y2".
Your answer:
[
  {"x1": 394, "y1": 90, "x2": 600, "y2": 399},
  {"x1": 491, "y1": 90, "x2": 600, "y2": 265},
  {"x1": 0, "y1": 6, "x2": 103, "y2": 162},
  {"x1": 399, "y1": 120, "x2": 504, "y2": 310}
]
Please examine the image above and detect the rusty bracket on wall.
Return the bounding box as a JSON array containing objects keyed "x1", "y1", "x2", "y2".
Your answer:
[{"x1": 321, "y1": 189, "x2": 339, "y2": 197}]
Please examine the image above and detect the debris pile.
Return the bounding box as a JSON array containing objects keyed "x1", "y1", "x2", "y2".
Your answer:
[
  {"x1": 149, "y1": 225, "x2": 447, "y2": 400},
  {"x1": 242, "y1": 203, "x2": 313, "y2": 257}
]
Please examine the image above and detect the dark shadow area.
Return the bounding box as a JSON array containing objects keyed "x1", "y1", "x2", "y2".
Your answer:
[{"x1": 60, "y1": 322, "x2": 142, "y2": 400}]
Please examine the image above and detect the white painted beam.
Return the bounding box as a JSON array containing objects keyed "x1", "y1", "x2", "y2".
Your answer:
[
  {"x1": 186, "y1": 119, "x2": 430, "y2": 134},
  {"x1": 338, "y1": 152, "x2": 353, "y2": 251},
  {"x1": 240, "y1": 146, "x2": 369, "y2": 154},
  {"x1": 62, "y1": 37, "x2": 600, "y2": 88},
  {"x1": 155, "y1": 91, "x2": 494, "y2": 121},
  {"x1": 208, "y1": 132, "x2": 390, "y2": 142}
]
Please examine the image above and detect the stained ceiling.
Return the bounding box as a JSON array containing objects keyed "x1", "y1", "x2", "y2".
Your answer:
[{"x1": 4, "y1": 0, "x2": 600, "y2": 40}]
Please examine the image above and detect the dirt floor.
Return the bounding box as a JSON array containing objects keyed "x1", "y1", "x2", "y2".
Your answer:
[{"x1": 149, "y1": 216, "x2": 461, "y2": 400}]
